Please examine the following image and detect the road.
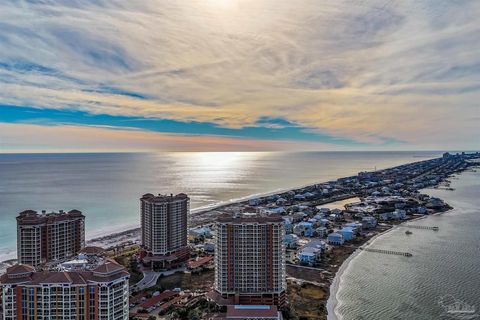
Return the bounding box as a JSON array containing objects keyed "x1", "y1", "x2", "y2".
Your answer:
[{"x1": 133, "y1": 267, "x2": 186, "y2": 291}]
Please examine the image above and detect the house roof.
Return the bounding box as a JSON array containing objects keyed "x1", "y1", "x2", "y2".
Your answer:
[
  {"x1": 79, "y1": 246, "x2": 105, "y2": 255},
  {"x1": 1, "y1": 261, "x2": 128, "y2": 286},
  {"x1": 6, "y1": 264, "x2": 35, "y2": 275},
  {"x1": 187, "y1": 256, "x2": 213, "y2": 269},
  {"x1": 226, "y1": 305, "x2": 280, "y2": 319},
  {"x1": 140, "y1": 290, "x2": 178, "y2": 309},
  {"x1": 92, "y1": 260, "x2": 124, "y2": 275}
]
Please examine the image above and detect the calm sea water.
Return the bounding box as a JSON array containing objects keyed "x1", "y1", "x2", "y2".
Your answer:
[
  {"x1": 330, "y1": 169, "x2": 480, "y2": 320},
  {"x1": 0, "y1": 151, "x2": 440, "y2": 261}
]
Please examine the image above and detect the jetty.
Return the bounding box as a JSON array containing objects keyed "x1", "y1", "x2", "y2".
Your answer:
[
  {"x1": 404, "y1": 225, "x2": 439, "y2": 231},
  {"x1": 360, "y1": 247, "x2": 412, "y2": 257}
]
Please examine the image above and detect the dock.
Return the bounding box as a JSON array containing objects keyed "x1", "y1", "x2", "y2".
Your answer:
[
  {"x1": 360, "y1": 247, "x2": 412, "y2": 257},
  {"x1": 404, "y1": 225, "x2": 439, "y2": 231}
]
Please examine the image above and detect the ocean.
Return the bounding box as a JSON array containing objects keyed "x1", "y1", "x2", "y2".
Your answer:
[
  {"x1": 328, "y1": 168, "x2": 480, "y2": 320},
  {"x1": 0, "y1": 151, "x2": 441, "y2": 261}
]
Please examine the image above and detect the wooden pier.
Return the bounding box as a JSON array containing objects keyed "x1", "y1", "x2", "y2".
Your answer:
[
  {"x1": 360, "y1": 247, "x2": 412, "y2": 257},
  {"x1": 404, "y1": 225, "x2": 439, "y2": 231}
]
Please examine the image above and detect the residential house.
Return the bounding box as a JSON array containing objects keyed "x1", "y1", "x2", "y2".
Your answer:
[
  {"x1": 339, "y1": 227, "x2": 355, "y2": 241},
  {"x1": 293, "y1": 222, "x2": 314, "y2": 237},
  {"x1": 299, "y1": 247, "x2": 321, "y2": 266},
  {"x1": 328, "y1": 233, "x2": 345, "y2": 245},
  {"x1": 362, "y1": 216, "x2": 377, "y2": 229},
  {"x1": 316, "y1": 227, "x2": 327, "y2": 238},
  {"x1": 284, "y1": 234, "x2": 299, "y2": 249}
]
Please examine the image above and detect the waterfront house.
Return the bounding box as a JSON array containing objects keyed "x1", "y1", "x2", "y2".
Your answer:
[
  {"x1": 276, "y1": 197, "x2": 288, "y2": 206},
  {"x1": 362, "y1": 216, "x2": 377, "y2": 229},
  {"x1": 392, "y1": 209, "x2": 407, "y2": 220},
  {"x1": 299, "y1": 251, "x2": 316, "y2": 266},
  {"x1": 303, "y1": 192, "x2": 315, "y2": 199},
  {"x1": 328, "y1": 233, "x2": 345, "y2": 245},
  {"x1": 293, "y1": 221, "x2": 314, "y2": 237},
  {"x1": 294, "y1": 194, "x2": 306, "y2": 201},
  {"x1": 379, "y1": 212, "x2": 392, "y2": 221},
  {"x1": 344, "y1": 222, "x2": 362, "y2": 234},
  {"x1": 416, "y1": 206, "x2": 427, "y2": 214},
  {"x1": 299, "y1": 247, "x2": 321, "y2": 266},
  {"x1": 339, "y1": 227, "x2": 355, "y2": 241},
  {"x1": 248, "y1": 198, "x2": 260, "y2": 206},
  {"x1": 426, "y1": 197, "x2": 445, "y2": 209}
]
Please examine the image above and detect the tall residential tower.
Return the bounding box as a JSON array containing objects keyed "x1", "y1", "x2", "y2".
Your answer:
[
  {"x1": 213, "y1": 214, "x2": 286, "y2": 306},
  {"x1": 140, "y1": 193, "x2": 189, "y2": 269},
  {"x1": 16, "y1": 210, "x2": 85, "y2": 267}
]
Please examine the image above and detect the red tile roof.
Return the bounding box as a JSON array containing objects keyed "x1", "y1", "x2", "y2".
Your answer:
[
  {"x1": 6, "y1": 264, "x2": 35, "y2": 275},
  {"x1": 226, "y1": 305, "x2": 280, "y2": 319},
  {"x1": 159, "y1": 295, "x2": 185, "y2": 311},
  {"x1": 79, "y1": 246, "x2": 105, "y2": 255},
  {"x1": 188, "y1": 256, "x2": 213, "y2": 269},
  {"x1": 93, "y1": 260, "x2": 124, "y2": 275},
  {"x1": 0, "y1": 262, "x2": 128, "y2": 286},
  {"x1": 140, "y1": 290, "x2": 178, "y2": 309}
]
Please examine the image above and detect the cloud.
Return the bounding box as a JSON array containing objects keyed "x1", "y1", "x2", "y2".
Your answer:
[
  {"x1": 0, "y1": 0, "x2": 479, "y2": 150},
  {"x1": 0, "y1": 122, "x2": 341, "y2": 152}
]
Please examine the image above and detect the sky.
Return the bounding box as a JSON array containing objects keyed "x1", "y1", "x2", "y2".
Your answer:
[{"x1": 0, "y1": 0, "x2": 479, "y2": 152}]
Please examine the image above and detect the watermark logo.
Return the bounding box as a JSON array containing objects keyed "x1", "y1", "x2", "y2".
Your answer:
[{"x1": 438, "y1": 295, "x2": 478, "y2": 319}]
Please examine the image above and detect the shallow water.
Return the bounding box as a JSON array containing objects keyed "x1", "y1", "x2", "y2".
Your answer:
[{"x1": 330, "y1": 169, "x2": 480, "y2": 320}]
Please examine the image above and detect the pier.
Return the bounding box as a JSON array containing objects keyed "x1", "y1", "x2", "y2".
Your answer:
[
  {"x1": 404, "y1": 225, "x2": 439, "y2": 231},
  {"x1": 360, "y1": 247, "x2": 413, "y2": 257}
]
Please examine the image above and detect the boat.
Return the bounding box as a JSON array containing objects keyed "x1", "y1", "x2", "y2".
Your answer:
[{"x1": 405, "y1": 230, "x2": 413, "y2": 235}]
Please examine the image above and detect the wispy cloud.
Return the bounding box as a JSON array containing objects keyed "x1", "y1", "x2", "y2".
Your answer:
[
  {"x1": 0, "y1": 122, "x2": 342, "y2": 152},
  {"x1": 0, "y1": 0, "x2": 479, "y2": 150}
]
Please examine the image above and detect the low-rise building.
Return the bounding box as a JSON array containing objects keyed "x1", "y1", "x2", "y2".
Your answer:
[
  {"x1": 299, "y1": 248, "x2": 320, "y2": 266},
  {"x1": 293, "y1": 222, "x2": 314, "y2": 237},
  {"x1": 362, "y1": 216, "x2": 377, "y2": 229},
  {"x1": 392, "y1": 209, "x2": 407, "y2": 220},
  {"x1": 327, "y1": 233, "x2": 345, "y2": 245},
  {"x1": 284, "y1": 234, "x2": 299, "y2": 249},
  {"x1": 339, "y1": 227, "x2": 355, "y2": 241},
  {"x1": 316, "y1": 226, "x2": 327, "y2": 238},
  {"x1": 189, "y1": 226, "x2": 212, "y2": 241}
]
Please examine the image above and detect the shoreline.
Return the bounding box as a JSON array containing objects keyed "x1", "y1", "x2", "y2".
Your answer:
[
  {"x1": 324, "y1": 168, "x2": 474, "y2": 320},
  {"x1": 1, "y1": 155, "x2": 478, "y2": 307},
  {"x1": 325, "y1": 213, "x2": 433, "y2": 320}
]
